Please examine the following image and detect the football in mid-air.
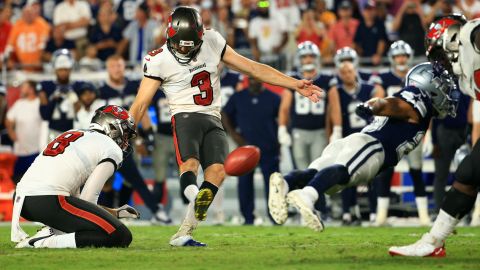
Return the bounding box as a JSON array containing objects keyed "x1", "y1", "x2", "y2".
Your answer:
[{"x1": 224, "y1": 145, "x2": 261, "y2": 176}]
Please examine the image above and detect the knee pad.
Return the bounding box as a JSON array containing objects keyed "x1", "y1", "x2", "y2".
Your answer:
[{"x1": 180, "y1": 171, "x2": 197, "y2": 192}]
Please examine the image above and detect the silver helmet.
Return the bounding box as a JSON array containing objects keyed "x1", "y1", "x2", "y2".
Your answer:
[
  {"x1": 388, "y1": 40, "x2": 414, "y2": 72},
  {"x1": 405, "y1": 62, "x2": 458, "y2": 118},
  {"x1": 90, "y1": 105, "x2": 137, "y2": 151},
  {"x1": 334, "y1": 47, "x2": 359, "y2": 68},
  {"x1": 296, "y1": 41, "x2": 321, "y2": 72}
]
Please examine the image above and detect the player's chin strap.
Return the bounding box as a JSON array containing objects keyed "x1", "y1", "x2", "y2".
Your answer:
[{"x1": 11, "y1": 193, "x2": 29, "y2": 243}]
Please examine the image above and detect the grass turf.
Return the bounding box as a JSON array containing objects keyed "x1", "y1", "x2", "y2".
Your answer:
[{"x1": 0, "y1": 225, "x2": 479, "y2": 270}]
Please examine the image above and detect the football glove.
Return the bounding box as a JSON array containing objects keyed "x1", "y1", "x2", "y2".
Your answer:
[
  {"x1": 116, "y1": 204, "x2": 140, "y2": 219},
  {"x1": 278, "y1": 125, "x2": 292, "y2": 146},
  {"x1": 355, "y1": 103, "x2": 374, "y2": 121}
]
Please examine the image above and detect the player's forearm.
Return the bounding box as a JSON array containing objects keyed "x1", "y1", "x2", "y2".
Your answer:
[
  {"x1": 79, "y1": 162, "x2": 115, "y2": 204},
  {"x1": 129, "y1": 101, "x2": 148, "y2": 126},
  {"x1": 100, "y1": 206, "x2": 117, "y2": 217},
  {"x1": 249, "y1": 62, "x2": 297, "y2": 90}
]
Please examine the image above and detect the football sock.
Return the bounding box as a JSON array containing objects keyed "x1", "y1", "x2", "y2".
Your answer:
[
  {"x1": 430, "y1": 210, "x2": 459, "y2": 241},
  {"x1": 180, "y1": 171, "x2": 198, "y2": 203},
  {"x1": 441, "y1": 187, "x2": 476, "y2": 219},
  {"x1": 302, "y1": 186, "x2": 319, "y2": 206},
  {"x1": 375, "y1": 197, "x2": 390, "y2": 225},
  {"x1": 35, "y1": 233, "x2": 76, "y2": 248},
  {"x1": 184, "y1": 185, "x2": 199, "y2": 203},
  {"x1": 415, "y1": 196, "x2": 430, "y2": 224},
  {"x1": 410, "y1": 169, "x2": 426, "y2": 197},
  {"x1": 284, "y1": 169, "x2": 318, "y2": 191},
  {"x1": 199, "y1": 180, "x2": 218, "y2": 197},
  {"x1": 307, "y1": 165, "x2": 349, "y2": 196}
]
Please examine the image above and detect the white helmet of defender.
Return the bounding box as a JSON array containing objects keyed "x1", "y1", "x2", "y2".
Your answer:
[
  {"x1": 334, "y1": 47, "x2": 359, "y2": 68},
  {"x1": 296, "y1": 41, "x2": 321, "y2": 72},
  {"x1": 388, "y1": 40, "x2": 414, "y2": 72},
  {"x1": 405, "y1": 62, "x2": 458, "y2": 119}
]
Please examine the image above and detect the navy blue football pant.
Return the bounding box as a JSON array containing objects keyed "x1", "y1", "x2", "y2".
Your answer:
[
  {"x1": 238, "y1": 151, "x2": 279, "y2": 224},
  {"x1": 100, "y1": 154, "x2": 159, "y2": 214}
]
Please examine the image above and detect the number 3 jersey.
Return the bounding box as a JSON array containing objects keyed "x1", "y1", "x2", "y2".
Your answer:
[
  {"x1": 362, "y1": 86, "x2": 434, "y2": 167},
  {"x1": 16, "y1": 130, "x2": 123, "y2": 197},
  {"x1": 143, "y1": 29, "x2": 227, "y2": 118}
]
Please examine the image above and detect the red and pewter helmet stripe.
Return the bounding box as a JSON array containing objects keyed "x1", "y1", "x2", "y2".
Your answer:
[
  {"x1": 102, "y1": 105, "x2": 129, "y2": 120},
  {"x1": 167, "y1": 15, "x2": 176, "y2": 38},
  {"x1": 426, "y1": 18, "x2": 458, "y2": 40}
]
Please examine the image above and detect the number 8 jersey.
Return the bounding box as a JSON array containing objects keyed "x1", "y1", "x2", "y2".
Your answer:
[
  {"x1": 16, "y1": 130, "x2": 123, "y2": 197},
  {"x1": 143, "y1": 29, "x2": 227, "y2": 118}
]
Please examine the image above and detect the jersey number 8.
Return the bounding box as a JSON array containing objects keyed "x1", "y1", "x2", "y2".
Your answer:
[
  {"x1": 191, "y1": 71, "x2": 214, "y2": 106},
  {"x1": 295, "y1": 93, "x2": 324, "y2": 115},
  {"x1": 43, "y1": 131, "x2": 84, "y2": 157}
]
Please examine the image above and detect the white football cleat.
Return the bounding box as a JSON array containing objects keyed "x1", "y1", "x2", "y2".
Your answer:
[
  {"x1": 268, "y1": 172, "x2": 288, "y2": 225},
  {"x1": 151, "y1": 205, "x2": 173, "y2": 225},
  {"x1": 15, "y1": 226, "x2": 55, "y2": 248},
  {"x1": 286, "y1": 190, "x2": 324, "y2": 232},
  {"x1": 388, "y1": 233, "x2": 445, "y2": 257}
]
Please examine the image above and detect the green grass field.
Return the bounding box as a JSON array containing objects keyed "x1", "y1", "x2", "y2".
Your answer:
[{"x1": 1, "y1": 225, "x2": 479, "y2": 270}]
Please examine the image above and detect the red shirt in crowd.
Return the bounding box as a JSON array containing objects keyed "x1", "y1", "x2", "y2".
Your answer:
[{"x1": 0, "y1": 20, "x2": 12, "y2": 54}]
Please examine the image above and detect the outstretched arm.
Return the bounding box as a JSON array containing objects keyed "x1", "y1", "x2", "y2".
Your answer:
[
  {"x1": 129, "y1": 77, "x2": 161, "y2": 125},
  {"x1": 359, "y1": 97, "x2": 420, "y2": 123},
  {"x1": 222, "y1": 45, "x2": 322, "y2": 102}
]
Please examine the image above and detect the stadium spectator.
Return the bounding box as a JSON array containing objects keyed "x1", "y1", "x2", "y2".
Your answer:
[
  {"x1": 5, "y1": 80, "x2": 42, "y2": 183},
  {"x1": 38, "y1": 49, "x2": 83, "y2": 141},
  {"x1": 424, "y1": 0, "x2": 461, "y2": 26},
  {"x1": 0, "y1": 5, "x2": 12, "y2": 55},
  {"x1": 79, "y1": 44, "x2": 102, "y2": 71},
  {"x1": 88, "y1": 4, "x2": 122, "y2": 61},
  {"x1": 457, "y1": 0, "x2": 480, "y2": 19},
  {"x1": 6, "y1": 2, "x2": 50, "y2": 71},
  {"x1": 313, "y1": 0, "x2": 336, "y2": 29},
  {"x1": 432, "y1": 92, "x2": 471, "y2": 212},
  {"x1": 53, "y1": 0, "x2": 92, "y2": 57},
  {"x1": 271, "y1": 0, "x2": 301, "y2": 32},
  {"x1": 73, "y1": 82, "x2": 102, "y2": 129},
  {"x1": 294, "y1": 9, "x2": 334, "y2": 64},
  {"x1": 117, "y1": 3, "x2": 157, "y2": 66},
  {"x1": 222, "y1": 77, "x2": 281, "y2": 225},
  {"x1": 353, "y1": 1, "x2": 388, "y2": 66},
  {"x1": 215, "y1": 4, "x2": 233, "y2": 44},
  {"x1": 43, "y1": 25, "x2": 77, "y2": 62},
  {"x1": 328, "y1": 0, "x2": 359, "y2": 51},
  {"x1": 249, "y1": 0, "x2": 288, "y2": 70},
  {"x1": 392, "y1": 0, "x2": 426, "y2": 56},
  {"x1": 230, "y1": 0, "x2": 252, "y2": 57}
]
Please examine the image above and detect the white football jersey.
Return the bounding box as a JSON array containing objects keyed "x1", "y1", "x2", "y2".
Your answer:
[
  {"x1": 143, "y1": 29, "x2": 227, "y2": 118},
  {"x1": 456, "y1": 19, "x2": 480, "y2": 100},
  {"x1": 16, "y1": 130, "x2": 123, "y2": 197}
]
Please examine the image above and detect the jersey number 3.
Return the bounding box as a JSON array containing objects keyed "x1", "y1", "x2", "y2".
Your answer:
[
  {"x1": 43, "y1": 131, "x2": 84, "y2": 157},
  {"x1": 191, "y1": 71, "x2": 213, "y2": 106}
]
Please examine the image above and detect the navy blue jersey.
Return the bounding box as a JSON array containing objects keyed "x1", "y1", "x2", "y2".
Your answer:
[
  {"x1": 39, "y1": 80, "x2": 84, "y2": 132},
  {"x1": 151, "y1": 90, "x2": 172, "y2": 136},
  {"x1": 98, "y1": 79, "x2": 140, "y2": 109},
  {"x1": 220, "y1": 70, "x2": 242, "y2": 108},
  {"x1": 376, "y1": 70, "x2": 403, "y2": 97},
  {"x1": 338, "y1": 83, "x2": 376, "y2": 136},
  {"x1": 363, "y1": 86, "x2": 434, "y2": 167},
  {"x1": 223, "y1": 89, "x2": 281, "y2": 153},
  {"x1": 116, "y1": 0, "x2": 138, "y2": 28},
  {"x1": 290, "y1": 72, "x2": 332, "y2": 130}
]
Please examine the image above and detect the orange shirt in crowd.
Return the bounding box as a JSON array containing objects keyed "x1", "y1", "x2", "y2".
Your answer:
[
  {"x1": 328, "y1": 19, "x2": 359, "y2": 51},
  {"x1": 7, "y1": 17, "x2": 50, "y2": 70}
]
